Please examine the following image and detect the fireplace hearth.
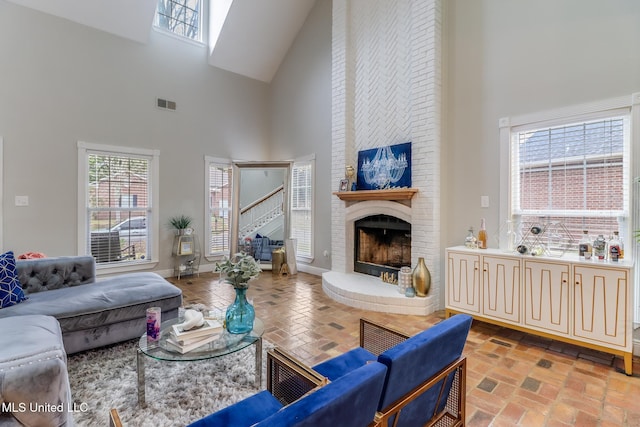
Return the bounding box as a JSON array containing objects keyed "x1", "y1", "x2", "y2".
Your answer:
[{"x1": 354, "y1": 214, "x2": 411, "y2": 278}]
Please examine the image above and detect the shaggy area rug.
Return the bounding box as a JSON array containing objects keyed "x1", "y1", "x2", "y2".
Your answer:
[{"x1": 67, "y1": 338, "x2": 271, "y2": 426}]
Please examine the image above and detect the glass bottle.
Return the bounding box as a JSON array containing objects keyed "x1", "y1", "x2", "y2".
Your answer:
[
  {"x1": 609, "y1": 231, "x2": 621, "y2": 262},
  {"x1": 464, "y1": 227, "x2": 477, "y2": 249},
  {"x1": 593, "y1": 234, "x2": 607, "y2": 261},
  {"x1": 477, "y1": 218, "x2": 488, "y2": 249},
  {"x1": 578, "y1": 230, "x2": 591, "y2": 259}
]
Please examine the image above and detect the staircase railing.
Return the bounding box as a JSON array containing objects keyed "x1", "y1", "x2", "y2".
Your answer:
[{"x1": 239, "y1": 185, "x2": 284, "y2": 237}]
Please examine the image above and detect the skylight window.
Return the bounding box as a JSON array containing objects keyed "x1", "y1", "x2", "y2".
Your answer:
[{"x1": 154, "y1": 0, "x2": 202, "y2": 42}]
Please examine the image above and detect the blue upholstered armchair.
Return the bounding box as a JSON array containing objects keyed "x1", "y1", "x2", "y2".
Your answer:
[
  {"x1": 186, "y1": 314, "x2": 471, "y2": 427},
  {"x1": 313, "y1": 314, "x2": 473, "y2": 427},
  {"x1": 187, "y1": 348, "x2": 388, "y2": 427}
]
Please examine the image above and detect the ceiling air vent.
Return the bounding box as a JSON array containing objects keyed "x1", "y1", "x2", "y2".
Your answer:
[{"x1": 156, "y1": 98, "x2": 177, "y2": 111}]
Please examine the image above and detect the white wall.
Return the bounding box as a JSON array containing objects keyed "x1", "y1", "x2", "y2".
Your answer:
[
  {"x1": 0, "y1": 0, "x2": 270, "y2": 270},
  {"x1": 239, "y1": 169, "x2": 285, "y2": 208},
  {"x1": 269, "y1": 0, "x2": 333, "y2": 272},
  {"x1": 442, "y1": 0, "x2": 640, "y2": 254},
  {"x1": 4, "y1": 0, "x2": 635, "y2": 286}
]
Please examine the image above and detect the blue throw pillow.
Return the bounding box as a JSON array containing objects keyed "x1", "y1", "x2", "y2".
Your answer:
[{"x1": 0, "y1": 251, "x2": 27, "y2": 308}]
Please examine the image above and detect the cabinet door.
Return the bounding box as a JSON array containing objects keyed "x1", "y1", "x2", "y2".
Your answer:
[
  {"x1": 523, "y1": 260, "x2": 570, "y2": 334},
  {"x1": 573, "y1": 265, "x2": 628, "y2": 348},
  {"x1": 446, "y1": 251, "x2": 481, "y2": 314},
  {"x1": 482, "y1": 256, "x2": 520, "y2": 322}
]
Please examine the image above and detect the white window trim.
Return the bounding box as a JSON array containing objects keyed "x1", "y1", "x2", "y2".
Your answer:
[
  {"x1": 292, "y1": 154, "x2": 315, "y2": 263},
  {"x1": 77, "y1": 141, "x2": 160, "y2": 274},
  {"x1": 499, "y1": 94, "x2": 639, "y2": 248},
  {"x1": 204, "y1": 155, "x2": 232, "y2": 262}
]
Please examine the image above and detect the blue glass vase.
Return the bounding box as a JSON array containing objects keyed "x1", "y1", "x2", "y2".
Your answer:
[{"x1": 225, "y1": 287, "x2": 255, "y2": 334}]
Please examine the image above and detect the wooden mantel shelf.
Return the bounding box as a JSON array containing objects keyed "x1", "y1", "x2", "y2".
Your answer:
[{"x1": 333, "y1": 188, "x2": 418, "y2": 201}]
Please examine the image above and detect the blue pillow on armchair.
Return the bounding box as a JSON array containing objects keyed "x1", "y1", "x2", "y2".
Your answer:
[{"x1": 0, "y1": 251, "x2": 27, "y2": 308}]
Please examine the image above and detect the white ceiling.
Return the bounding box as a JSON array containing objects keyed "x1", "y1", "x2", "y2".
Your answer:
[
  {"x1": 6, "y1": 0, "x2": 158, "y2": 43},
  {"x1": 6, "y1": 0, "x2": 316, "y2": 83},
  {"x1": 209, "y1": 0, "x2": 316, "y2": 82}
]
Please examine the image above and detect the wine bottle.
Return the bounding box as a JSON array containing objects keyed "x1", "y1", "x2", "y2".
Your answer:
[
  {"x1": 578, "y1": 230, "x2": 591, "y2": 259},
  {"x1": 593, "y1": 234, "x2": 607, "y2": 260},
  {"x1": 609, "y1": 231, "x2": 621, "y2": 262},
  {"x1": 478, "y1": 219, "x2": 488, "y2": 249}
]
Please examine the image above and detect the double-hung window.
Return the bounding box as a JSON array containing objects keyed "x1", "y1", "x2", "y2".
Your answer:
[
  {"x1": 78, "y1": 142, "x2": 159, "y2": 270},
  {"x1": 291, "y1": 157, "x2": 314, "y2": 261},
  {"x1": 501, "y1": 98, "x2": 633, "y2": 254},
  {"x1": 154, "y1": 0, "x2": 203, "y2": 42},
  {"x1": 205, "y1": 157, "x2": 232, "y2": 257}
]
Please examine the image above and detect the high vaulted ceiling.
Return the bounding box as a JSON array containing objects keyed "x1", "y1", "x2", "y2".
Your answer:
[{"x1": 6, "y1": 0, "x2": 316, "y2": 83}]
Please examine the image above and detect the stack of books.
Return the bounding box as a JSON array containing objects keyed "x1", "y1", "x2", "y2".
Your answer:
[{"x1": 165, "y1": 319, "x2": 224, "y2": 354}]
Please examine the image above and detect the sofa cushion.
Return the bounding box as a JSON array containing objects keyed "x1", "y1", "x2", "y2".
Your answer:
[
  {"x1": 0, "y1": 251, "x2": 27, "y2": 309},
  {"x1": 188, "y1": 390, "x2": 283, "y2": 427},
  {"x1": 0, "y1": 315, "x2": 72, "y2": 427},
  {"x1": 17, "y1": 255, "x2": 95, "y2": 293},
  {"x1": 312, "y1": 346, "x2": 375, "y2": 381},
  {"x1": 254, "y1": 361, "x2": 387, "y2": 427},
  {"x1": 0, "y1": 272, "x2": 182, "y2": 334},
  {"x1": 376, "y1": 314, "x2": 472, "y2": 426}
]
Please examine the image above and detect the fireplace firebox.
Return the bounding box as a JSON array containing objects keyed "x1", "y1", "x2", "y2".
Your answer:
[{"x1": 354, "y1": 214, "x2": 411, "y2": 278}]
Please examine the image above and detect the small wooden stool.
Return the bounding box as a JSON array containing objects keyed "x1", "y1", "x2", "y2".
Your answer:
[{"x1": 279, "y1": 263, "x2": 290, "y2": 276}]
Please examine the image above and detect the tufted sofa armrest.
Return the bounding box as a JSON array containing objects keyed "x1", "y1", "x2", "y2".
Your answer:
[{"x1": 16, "y1": 255, "x2": 96, "y2": 294}]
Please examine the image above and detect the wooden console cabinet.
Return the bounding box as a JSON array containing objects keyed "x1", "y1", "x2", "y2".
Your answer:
[{"x1": 445, "y1": 246, "x2": 634, "y2": 375}]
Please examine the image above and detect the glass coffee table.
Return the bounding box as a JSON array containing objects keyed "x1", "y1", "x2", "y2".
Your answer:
[{"x1": 136, "y1": 316, "x2": 264, "y2": 405}]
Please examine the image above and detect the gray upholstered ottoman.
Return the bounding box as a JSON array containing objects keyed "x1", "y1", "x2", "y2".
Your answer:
[{"x1": 0, "y1": 315, "x2": 73, "y2": 426}]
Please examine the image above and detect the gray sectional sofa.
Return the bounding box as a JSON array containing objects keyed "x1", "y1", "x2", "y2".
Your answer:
[
  {"x1": 0, "y1": 255, "x2": 182, "y2": 426},
  {"x1": 0, "y1": 315, "x2": 73, "y2": 426},
  {"x1": 0, "y1": 255, "x2": 182, "y2": 354}
]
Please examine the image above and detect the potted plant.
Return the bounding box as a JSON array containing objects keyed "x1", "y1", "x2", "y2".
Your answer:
[
  {"x1": 215, "y1": 252, "x2": 262, "y2": 333},
  {"x1": 168, "y1": 215, "x2": 193, "y2": 235}
]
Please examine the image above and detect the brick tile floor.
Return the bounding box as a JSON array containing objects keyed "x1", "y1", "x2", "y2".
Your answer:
[{"x1": 170, "y1": 271, "x2": 640, "y2": 426}]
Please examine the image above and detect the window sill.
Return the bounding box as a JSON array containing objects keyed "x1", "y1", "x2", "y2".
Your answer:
[
  {"x1": 296, "y1": 255, "x2": 314, "y2": 264},
  {"x1": 152, "y1": 27, "x2": 206, "y2": 48},
  {"x1": 95, "y1": 260, "x2": 159, "y2": 277}
]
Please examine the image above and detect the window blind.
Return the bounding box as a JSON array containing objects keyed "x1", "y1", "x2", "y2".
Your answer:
[
  {"x1": 208, "y1": 162, "x2": 232, "y2": 255},
  {"x1": 291, "y1": 162, "x2": 313, "y2": 258},
  {"x1": 511, "y1": 114, "x2": 630, "y2": 247},
  {"x1": 87, "y1": 153, "x2": 150, "y2": 263}
]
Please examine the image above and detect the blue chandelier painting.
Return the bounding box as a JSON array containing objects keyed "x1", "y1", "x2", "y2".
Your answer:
[{"x1": 357, "y1": 142, "x2": 411, "y2": 190}]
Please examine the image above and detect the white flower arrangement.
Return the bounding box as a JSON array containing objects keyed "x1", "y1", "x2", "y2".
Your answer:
[{"x1": 214, "y1": 252, "x2": 262, "y2": 289}]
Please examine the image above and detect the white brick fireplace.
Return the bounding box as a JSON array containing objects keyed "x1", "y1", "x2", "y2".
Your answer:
[{"x1": 324, "y1": 0, "x2": 442, "y2": 315}]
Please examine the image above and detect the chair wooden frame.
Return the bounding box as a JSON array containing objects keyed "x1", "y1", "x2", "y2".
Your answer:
[
  {"x1": 109, "y1": 408, "x2": 122, "y2": 427},
  {"x1": 358, "y1": 318, "x2": 466, "y2": 427},
  {"x1": 266, "y1": 347, "x2": 329, "y2": 405},
  {"x1": 371, "y1": 356, "x2": 466, "y2": 427}
]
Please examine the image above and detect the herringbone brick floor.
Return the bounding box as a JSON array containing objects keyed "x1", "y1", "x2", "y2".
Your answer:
[{"x1": 169, "y1": 271, "x2": 640, "y2": 426}]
